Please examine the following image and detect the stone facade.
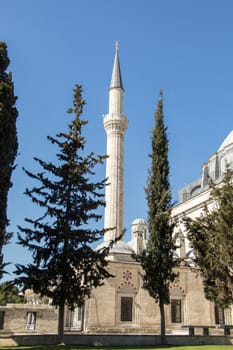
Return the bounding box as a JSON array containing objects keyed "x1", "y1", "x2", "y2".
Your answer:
[
  {"x1": 0, "y1": 304, "x2": 58, "y2": 334},
  {"x1": 84, "y1": 262, "x2": 212, "y2": 333}
]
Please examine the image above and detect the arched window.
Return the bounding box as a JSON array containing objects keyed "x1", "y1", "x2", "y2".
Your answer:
[
  {"x1": 190, "y1": 185, "x2": 201, "y2": 197},
  {"x1": 117, "y1": 283, "x2": 136, "y2": 323}
]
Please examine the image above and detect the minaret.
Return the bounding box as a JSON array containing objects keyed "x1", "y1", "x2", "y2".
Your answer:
[{"x1": 103, "y1": 42, "x2": 128, "y2": 242}]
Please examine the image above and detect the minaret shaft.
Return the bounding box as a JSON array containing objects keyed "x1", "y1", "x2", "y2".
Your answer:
[
  {"x1": 104, "y1": 45, "x2": 128, "y2": 241},
  {"x1": 109, "y1": 88, "x2": 124, "y2": 114}
]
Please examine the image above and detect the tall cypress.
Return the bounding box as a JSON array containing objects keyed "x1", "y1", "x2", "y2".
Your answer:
[
  {"x1": 15, "y1": 85, "x2": 112, "y2": 343},
  {"x1": 140, "y1": 91, "x2": 178, "y2": 344},
  {"x1": 0, "y1": 42, "x2": 18, "y2": 278}
]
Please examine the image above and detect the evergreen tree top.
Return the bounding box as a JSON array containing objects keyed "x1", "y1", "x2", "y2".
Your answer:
[
  {"x1": 159, "y1": 88, "x2": 163, "y2": 100},
  {"x1": 0, "y1": 42, "x2": 10, "y2": 73},
  {"x1": 149, "y1": 91, "x2": 171, "y2": 211},
  {"x1": 0, "y1": 40, "x2": 18, "y2": 280},
  {"x1": 15, "y1": 85, "x2": 112, "y2": 318}
]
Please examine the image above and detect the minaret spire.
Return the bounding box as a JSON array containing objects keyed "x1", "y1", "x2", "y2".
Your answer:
[
  {"x1": 103, "y1": 44, "x2": 128, "y2": 242},
  {"x1": 110, "y1": 41, "x2": 124, "y2": 90}
]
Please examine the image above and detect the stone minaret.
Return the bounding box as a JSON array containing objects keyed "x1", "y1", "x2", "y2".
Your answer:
[{"x1": 103, "y1": 42, "x2": 128, "y2": 242}]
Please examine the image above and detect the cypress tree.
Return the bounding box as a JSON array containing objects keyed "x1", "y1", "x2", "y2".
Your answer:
[
  {"x1": 184, "y1": 167, "x2": 233, "y2": 308},
  {"x1": 139, "y1": 91, "x2": 178, "y2": 344},
  {"x1": 0, "y1": 42, "x2": 18, "y2": 278},
  {"x1": 15, "y1": 85, "x2": 112, "y2": 343}
]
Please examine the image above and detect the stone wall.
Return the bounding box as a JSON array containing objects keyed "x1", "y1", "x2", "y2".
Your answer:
[
  {"x1": 1, "y1": 333, "x2": 233, "y2": 346},
  {"x1": 0, "y1": 304, "x2": 58, "y2": 334}
]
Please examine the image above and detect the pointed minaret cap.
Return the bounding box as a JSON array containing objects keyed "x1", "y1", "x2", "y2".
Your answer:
[{"x1": 110, "y1": 41, "x2": 124, "y2": 90}]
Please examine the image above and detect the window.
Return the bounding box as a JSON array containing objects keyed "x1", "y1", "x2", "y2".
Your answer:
[
  {"x1": 215, "y1": 304, "x2": 225, "y2": 325},
  {"x1": 25, "y1": 312, "x2": 36, "y2": 330},
  {"x1": 0, "y1": 312, "x2": 4, "y2": 330},
  {"x1": 65, "y1": 306, "x2": 83, "y2": 330},
  {"x1": 121, "y1": 296, "x2": 133, "y2": 322},
  {"x1": 190, "y1": 185, "x2": 201, "y2": 197},
  {"x1": 171, "y1": 299, "x2": 182, "y2": 323}
]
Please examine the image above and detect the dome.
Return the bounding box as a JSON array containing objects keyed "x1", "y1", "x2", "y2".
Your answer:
[
  {"x1": 110, "y1": 240, "x2": 134, "y2": 254},
  {"x1": 131, "y1": 218, "x2": 147, "y2": 226},
  {"x1": 218, "y1": 130, "x2": 233, "y2": 151},
  {"x1": 96, "y1": 240, "x2": 134, "y2": 255}
]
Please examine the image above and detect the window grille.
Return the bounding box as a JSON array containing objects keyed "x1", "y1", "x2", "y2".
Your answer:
[
  {"x1": 25, "y1": 312, "x2": 36, "y2": 330},
  {"x1": 120, "y1": 296, "x2": 133, "y2": 322},
  {"x1": 215, "y1": 304, "x2": 225, "y2": 325},
  {"x1": 64, "y1": 306, "x2": 83, "y2": 330},
  {"x1": 171, "y1": 299, "x2": 182, "y2": 323}
]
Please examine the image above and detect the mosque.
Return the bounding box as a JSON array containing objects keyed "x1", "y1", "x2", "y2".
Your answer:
[{"x1": 1, "y1": 44, "x2": 233, "y2": 335}]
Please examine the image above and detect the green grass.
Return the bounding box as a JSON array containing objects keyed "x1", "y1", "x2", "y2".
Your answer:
[{"x1": 1, "y1": 346, "x2": 233, "y2": 350}]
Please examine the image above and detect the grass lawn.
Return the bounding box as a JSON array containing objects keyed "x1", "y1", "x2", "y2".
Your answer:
[{"x1": 0, "y1": 346, "x2": 233, "y2": 350}]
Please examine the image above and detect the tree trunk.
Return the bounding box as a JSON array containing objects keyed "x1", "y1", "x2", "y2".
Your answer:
[
  {"x1": 58, "y1": 303, "x2": 65, "y2": 344},
  {"x1": 159, "y1": 301, "x2": 166, "y2": 345}
]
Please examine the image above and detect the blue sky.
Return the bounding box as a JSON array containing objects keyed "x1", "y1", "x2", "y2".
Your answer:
[{"x1": 1, "y1": 0, "x2": 233, "y2": 279}]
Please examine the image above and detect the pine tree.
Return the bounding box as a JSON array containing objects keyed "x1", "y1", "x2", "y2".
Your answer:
[
  {"x1": 15, "y1": 85, "x2": 112, "y2": 343},
  {"x1": 0, "y1": 42, "x2": 18, "y2": 279},
  {"x1": 139, "y1": 91, "x2": 178, "y2": 344},
  {"x1": 184, "y1": 167, "x2": 233, "y2": 308}
]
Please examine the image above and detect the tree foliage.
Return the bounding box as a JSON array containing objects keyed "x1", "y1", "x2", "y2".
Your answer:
[
  {"x1": 15, "y1": 85, "x2": 113, "y2": 342},
  {"x1": 138, "y1": 91, "x2": 178, "y2": 343},
  {"x1": 0, "y1": 281, "x2": 23, "y2": 305},
  {"x1": 184, "y1": 167, "x2": 233, "y2": 308},
  {"x1": 0, "y1": 42, "x2": 18, "y2": 278}
]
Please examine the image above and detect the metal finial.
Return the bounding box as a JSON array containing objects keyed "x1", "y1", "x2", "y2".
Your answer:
[{"x1": 115, "y1": 40, "x2": 119, "y2": 51}]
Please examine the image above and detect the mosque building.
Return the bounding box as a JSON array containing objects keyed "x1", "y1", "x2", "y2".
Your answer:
[
  {"x1": 79, "y1": 43, "x2": 233, "y2": 334},
  {"x1": 1, "y1": 44, "x2": 233, "y2": 335}
]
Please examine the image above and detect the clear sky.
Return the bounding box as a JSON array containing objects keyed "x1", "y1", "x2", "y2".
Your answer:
[{"x1": 1, "y1": 0, "x2": 233, "y2": 280}]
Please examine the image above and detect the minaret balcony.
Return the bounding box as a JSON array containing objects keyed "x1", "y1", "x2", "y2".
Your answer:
[{"x1": 103, "y1": 113, "x2": 128, "y2": 134}]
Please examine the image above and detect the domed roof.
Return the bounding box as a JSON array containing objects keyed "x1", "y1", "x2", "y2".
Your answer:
[
  {"x1": 110, "y1": 240, "x2": 134, "y2": 254},
  {"x1": 131, "y1": 218, "x2": 147, "y2": 226},
  {"x1": 218, "y1": 130, "x2": 233, "y2": 151},
  {"x1": 96, "y1": 240, "x2": 134, "y2": 255}
]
